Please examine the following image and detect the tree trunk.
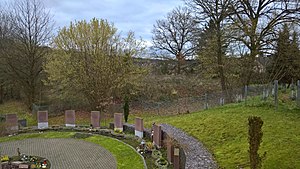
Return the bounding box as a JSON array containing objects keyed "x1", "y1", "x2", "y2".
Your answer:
[{"x1": 216, "y1": 25, "x2": 230, "y2": 102}]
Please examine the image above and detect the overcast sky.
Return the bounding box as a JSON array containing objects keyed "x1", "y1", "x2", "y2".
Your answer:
[{"x1": 39, "y1": 0, "x2": 184, "y2": 45}]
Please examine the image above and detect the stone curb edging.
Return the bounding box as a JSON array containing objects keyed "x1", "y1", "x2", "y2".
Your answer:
[
  {"x1": 160, "y1": 123, "x2": 218, "y2": 169},
  {"x1": 8, "y1": 128, "x2": 147, "y2": 169},
  {"x1": 106, "y1": 135, "x2": 148, "y2": 169},
  {"x1": 121, "y1": 123, "x2": 218, "y2": 169}
]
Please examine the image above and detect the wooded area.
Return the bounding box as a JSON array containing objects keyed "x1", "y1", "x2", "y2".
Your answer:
[{"x1": 0, "y1": 0, "x2": 300, "y2": 111}]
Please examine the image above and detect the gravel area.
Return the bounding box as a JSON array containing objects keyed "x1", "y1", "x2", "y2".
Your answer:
[
  {"x1": 161, "y1": 123, "x2": 218, "y2": 169},
  {"x1": 0, "y1": 138, "x2": 117, "y2": 169}
]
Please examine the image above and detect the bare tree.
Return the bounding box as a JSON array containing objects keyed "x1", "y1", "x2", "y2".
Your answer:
[
  {"x1": 185, "y1": 0, "x2": 232, "y2": 99},
  {"x1": 229, "y1": 0, "x2": 300, "y2": 85},
  {"x1": 1, "y1": 0, "x2": 53, "y2": 109},
  {"x1": 152, "y1": 6, "x2": 197, "y2": 74}
]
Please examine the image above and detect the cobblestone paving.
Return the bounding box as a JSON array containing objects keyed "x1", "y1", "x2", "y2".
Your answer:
[{"x1": 0, "y1": 138, "x2": 117, "y2": 169}]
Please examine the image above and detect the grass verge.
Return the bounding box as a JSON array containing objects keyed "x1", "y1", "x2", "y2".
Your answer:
[{"x1": 0, "y1": 132, "x2": 145, "y2": 169}]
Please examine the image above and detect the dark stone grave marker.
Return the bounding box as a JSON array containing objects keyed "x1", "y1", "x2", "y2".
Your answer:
[{"x1": 18, "y1": 119, "x2": 27, "y2": 127}]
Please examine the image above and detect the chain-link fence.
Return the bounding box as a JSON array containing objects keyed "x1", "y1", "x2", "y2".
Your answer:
[{"x1": 128, "y1": 81, "x2": 299, "y2": 115}]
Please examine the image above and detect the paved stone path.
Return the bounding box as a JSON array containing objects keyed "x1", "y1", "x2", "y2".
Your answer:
[
  {"x1": 0, "y1": 138, "x2": 117, "y2": 169},
  {"x1": 161, "y1": 123, "x2": 218, "y2": 169}
]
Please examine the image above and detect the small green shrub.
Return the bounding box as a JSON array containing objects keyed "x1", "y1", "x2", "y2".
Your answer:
[
  {"x1": 72, "y1": 132, "x2": 91, "y2": 139},
  {"x1": 123, "y1": 98, "x2": 129, "y2": 122},
  {"x1": 155, "y1": 157, "x2": 168, "y2": 169},
  {"x1": 248, "y1": 116, "x2": 265, "y2": 169}
]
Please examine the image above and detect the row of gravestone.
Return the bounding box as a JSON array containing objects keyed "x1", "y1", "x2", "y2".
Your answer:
[
  {"x1": 114, "y1": 113, "x2": 180, "y2": 169},
  {"x1": 37, "y1": 110, "x2": 102, "y2": 129},
  {"x1": 3, "y1": 112, "x2": 180, "y2": 168},
  {"x1": 2, "y1": 110, "x2": 101, "y2": 131}
]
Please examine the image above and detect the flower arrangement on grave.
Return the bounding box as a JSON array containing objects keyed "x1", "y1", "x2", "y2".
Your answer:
[
  {"x1": 155, "y1": 157, "x2": 168, "y2": 169},
  {"x1": 1, "y1": 155, "x2": 9, "y2": 162},
  {"x1": 114, "y1": 128, "x2": 123, "y2": 134},
  {"x1": 136, "y1": 140, "x2": 146, "y2": 155},
  {"x1": 145, "y1": 142, "x2": 155, "y2": 152},
  {"x1": 151, "y1": 149, "x2": 162, "y2": 159}
]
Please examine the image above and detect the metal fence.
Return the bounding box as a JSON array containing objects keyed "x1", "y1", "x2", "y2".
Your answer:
[{"x1": 128, "y1": 81, "x2": 299, "y2": 115}]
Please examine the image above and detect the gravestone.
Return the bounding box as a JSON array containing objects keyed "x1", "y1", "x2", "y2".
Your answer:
[
  {"x1": 37, "y1": 111, "x2": 48, "y2": 129},
  {"x1": 297, "y1": 80, "x2": 300, "y2": 107},
  {"x1": 114, "y1": 113, "x2": 123, "y2": 132},
  {"x1": 65, "y1": 110, "x2": 76, "y2": 127},
  {"x1": 5, "y1": 114, "x2": 18, "y2": 132},
  {"x1": 18, "y1": 119, "x2": 27, "y2": 127},
  {"x1": 91, "y1": 111, "x2": 100, "y2": 128},
  {"x1": 167, "y1": 136, "x2": 174, "y2": 164},
  {"x1": 274, "y1": 80, "x2": 278, "y2": 110},
  {"x1": 153, "y1": 124, "x2": 162, "y2": 148},
  {"x1": 135, "y1": 117, "x2": 144, "y2": 138},
  {"x1": 173, "y1": 147, "x2": 180, "y2": 169}
]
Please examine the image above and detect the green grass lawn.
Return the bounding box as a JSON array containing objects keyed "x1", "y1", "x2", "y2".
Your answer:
[
  {"x1": 127, "y1": 96, "x2": 300, "y2": 169},
  {"x1": 0, "y1": 101, "x2": 36, "y2": 126},
  {"x1": 0, "y1": 132, "x2": 145, "y2": 169},
  {"x1": 1, "y1": 92, "x2": 299, "y2": 168}
]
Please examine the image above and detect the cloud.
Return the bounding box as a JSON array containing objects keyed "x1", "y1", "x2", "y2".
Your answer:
[{"x1": 44, "y1": 0, "x2": 184, "y2": 42}]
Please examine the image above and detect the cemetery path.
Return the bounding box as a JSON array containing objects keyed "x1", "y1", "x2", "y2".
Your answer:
[{"x1": 1, "y1": 138, "x2": 117, "y2": 169}]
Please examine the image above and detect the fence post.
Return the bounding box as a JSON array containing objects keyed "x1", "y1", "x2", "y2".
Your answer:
[
  {"x1": 297, "y1": 80, "x2": 300, "y2": 108},
  {"x1": 220, "y1": 97, "x2": 224, "y2": 106},
  {"x1": 244, "y1": 85, "x2": 248, "y2": 104},
  {"x1": 274, "y1": 80, "x2": 278, "y2": 111},
  {"x1": 204, "y1": 93, "x2": 208, "y2": 110}
]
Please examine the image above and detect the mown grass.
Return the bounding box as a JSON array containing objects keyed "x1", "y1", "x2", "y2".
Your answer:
[
  {"x1": 127, "y1": 96, "x2": 300, "y2": 169},
  {"x1": 0, "y1": 132, "x2": 145, "y2": 169},
  {"x1": 0, "y1": 101, "x2": 36, "y2": 126},
  {"x1": 1, "y1": 92, "x2": 299, "y2": 168}
]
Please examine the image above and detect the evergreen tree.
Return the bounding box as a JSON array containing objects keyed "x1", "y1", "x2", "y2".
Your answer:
[{"x1": 269, "y1": 24, "x2": 300, "y2": 83}]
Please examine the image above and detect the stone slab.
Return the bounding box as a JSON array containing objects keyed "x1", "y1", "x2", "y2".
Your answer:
[
  {"x1": 135, "y1": 117, "x2": 143, "y2": 132},
  {"x1": 174, "y1": 148, "x2": 180, "y2": 169},
  {"x1": 37, "y1": 111, "x2": 48, "y2": 123},
  {"x1": 135, "y1": 130, "x2": 143, "y2": 138},
  {"x1": 91, "y1": 111, "x2": 100, "y2": 128},
  {"x1": 114, "y1": 113, "x2": 123, "y2": 132},
  {"x1": 167, "y1": 138, "x2": 174, "y2": 164},
  {"x1": 18, "y1": 119, "x2": 27, "y2": 127},
  {"x1": 5, "y1": 114, "x2": 18, "y2": 131},
  {"x1": 38, "y1": 122, "x2": 49, "y2": 129},
  {"x1": 65, "y1": 110, "x2": 75, "y2": 127},
  {"x1": 153, "y1": 124, "x2": 162, "y2": 148}
]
